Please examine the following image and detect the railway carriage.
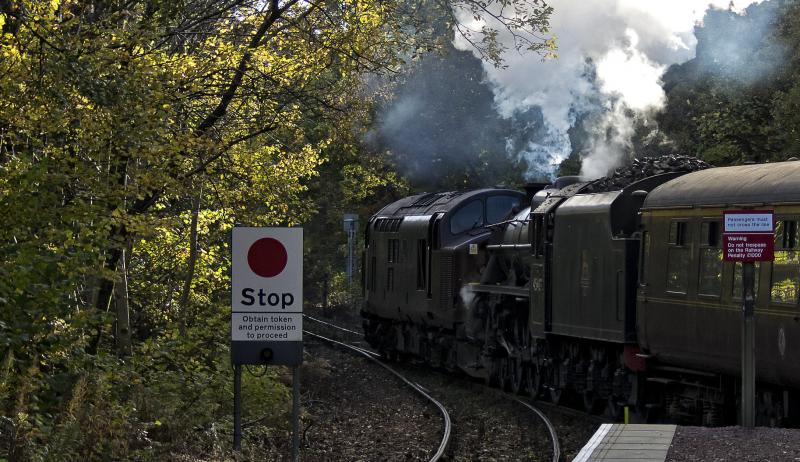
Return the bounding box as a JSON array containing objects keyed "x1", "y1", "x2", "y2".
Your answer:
[{"x1": 638, "y1": 162, "x2": 800, "y2": 424}]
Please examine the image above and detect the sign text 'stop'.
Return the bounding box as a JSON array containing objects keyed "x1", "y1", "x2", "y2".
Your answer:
[{"x1": 232, "y1": 227, "x2": 302, "y2": 313}]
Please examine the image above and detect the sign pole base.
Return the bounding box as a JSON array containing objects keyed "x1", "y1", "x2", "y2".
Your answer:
[
  {"x1": 234, "y1": 364, "x2": 242, "y2": 450},
  {"x1": 292, "y1": 366, "x2": 300, "y2": 461}
]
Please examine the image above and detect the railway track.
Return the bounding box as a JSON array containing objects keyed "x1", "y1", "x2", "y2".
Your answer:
[
  {"x1": 306, "y1": 314, "x2": 608, "y2": 418},
  {"x1": 304, "y1": 314, "x2": 567, "y2": 462},
  {"x1": 304, "y1": 329, "x2": 452, "y2": 462}
]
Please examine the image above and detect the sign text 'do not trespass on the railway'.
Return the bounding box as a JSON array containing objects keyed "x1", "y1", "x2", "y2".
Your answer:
[
  {"x1": 723, "y1": 210, "x2": 774, "y2": 262},
  {"x1": 231, "y1": 227, "x2": 303, "y2": 365}
]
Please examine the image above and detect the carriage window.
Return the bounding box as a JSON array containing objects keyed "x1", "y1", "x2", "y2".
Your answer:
[
  {"x1": 776, "y1": 220, "x2": 798, "y2": 250},
  {"x1": 416, "y1": 239, "x2": 426, "y2": 290},
  {"x1": 771, "y1": 220, "x2": 799, "y2": 304},
  {"x1": 669, "y1": 220, "x2": 689, "y2": 245},
  {"x1": 450, "y1": 200, "x2": 484, "y2": 234},
  {"x1": 770, "y1": 252, "x2": 800, "y2": 304},
  {"x1": 698, "y1": 221, "x2": 723, "y2": 296},
  {"x1": 698, "y1": 249, "x2": 723, "y2": 296},
  {"x1": 666, "y1": 220, "x2": 690, "y2": 293},
  {"x1": 387, "y1": 267, "x2": 394, "y2": 292},
  {"x1": 487, "y1": 195, "x2": 521, "y2": 224},
  {"x1": 733, "y1": 262, "x2": 761, "y2": 300},
  {"x1": 702, "y1": 221, "x2": 720, "y2": 247},
  {"x1": 666, "y1": 247, "x2": 690, "y2": 293}
]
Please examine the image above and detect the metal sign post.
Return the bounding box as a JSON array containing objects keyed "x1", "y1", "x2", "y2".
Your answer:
[
  {"x1": 231, "y1": 227, "x2": 303, "y2": 459},
  {"x1": 343, "y1": 214, "x2": 358, "y2": 282},
  {"x1": 741, "y1": 262, "x2": 756, "y2": 427},
  {"x1": 723, "y1": 210, "x2": 774, "y2": 428},
  {"x1": 292, "y1": 366, "x2": 300, "y2": 461},
  {"x1": 234, "y1": 364, "x2": 242, "y2": 450},
  {"x1": 343, "y1": 214, "x2": 358, "y2": 311}
]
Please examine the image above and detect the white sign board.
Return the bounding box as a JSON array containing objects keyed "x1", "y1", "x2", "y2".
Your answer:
[
  {"x1": 724, "y1": 212, "x2": 773, "y2": 233},
  {"x1": 231, "y1": 227, "x2": 303, "y2": 365}
]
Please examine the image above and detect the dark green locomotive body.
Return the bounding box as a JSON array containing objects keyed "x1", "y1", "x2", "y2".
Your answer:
[
  {"x1": 362, "y1": 189, "x2": 525, "y2": 335},
  {"x1": 362, "y1": 160, "x2": 800, "y2": 426}
]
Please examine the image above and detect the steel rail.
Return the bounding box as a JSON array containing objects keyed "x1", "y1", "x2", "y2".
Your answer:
[
  {"x1": 302, "y1": 317, "x2": 575, "y2": 461},
  {"x1": 303, "y1": 314, "x2": 363, "y2": 336},
  {"x1": 512, "y1": 397, "x2": 561, "y2": 462},
  {"x1": 304, "y1": 330, "x2": 452, "y2": 462},
  {"x1": 303, "y1": 316, "x2": 600, "y2": 460}
]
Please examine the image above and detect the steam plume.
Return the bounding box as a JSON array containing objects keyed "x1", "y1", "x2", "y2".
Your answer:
[{"x1": 454, "y1": 0, "x2": 770, "y2": 179}]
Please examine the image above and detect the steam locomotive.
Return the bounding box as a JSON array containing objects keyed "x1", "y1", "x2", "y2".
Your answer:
[{"x1": 361, "y1": 158, "x2": 800, "y2": 426}]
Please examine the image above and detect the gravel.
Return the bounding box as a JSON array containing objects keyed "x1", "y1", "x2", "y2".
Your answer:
[
  {"x1": 667, "y1": 426, "x2": 800, "y2": 462},
  {"x1": 301, "y1": 338, "x2": 441, "y2": 461},
  {"x1": 301, "y1": 307, "x2": 600, "y2": 461},
  {"x1": 394, "y1": 363, "x2": 599, "y2": 461}
]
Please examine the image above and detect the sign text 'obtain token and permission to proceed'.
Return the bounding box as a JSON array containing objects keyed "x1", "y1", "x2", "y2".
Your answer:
[{"x1": 232, "y1": 312, "x2": 302, "y2": 341}]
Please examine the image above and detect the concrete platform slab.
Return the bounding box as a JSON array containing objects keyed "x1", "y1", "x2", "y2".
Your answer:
[{"x1": 573, "y1": 423, "x2": 677, "y2": 462}]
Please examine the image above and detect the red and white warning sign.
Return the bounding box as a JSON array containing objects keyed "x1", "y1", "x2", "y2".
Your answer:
[
  {"x1": 231, "y1": 227, "x2": 303, "y2": 342},
  {"x1": 723, "y1": 210, "x2": 774, "y2": 262}
]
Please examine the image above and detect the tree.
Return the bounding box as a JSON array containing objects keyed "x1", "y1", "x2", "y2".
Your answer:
[
  {"x1": 657, "y1": 0, "x2": 799, "y2": 165},
  {"x1": 0, "y1": 0, "x2": 553, "y2": 457}
]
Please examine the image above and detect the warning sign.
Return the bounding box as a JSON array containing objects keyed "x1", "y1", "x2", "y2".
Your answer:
[
  {"x1": 723, "y1": 210, "x2": 775, "y2": 262},
  {"x1": 723, "y1": 233, "x2": 774, "y2": 262},
  {"x1": 232, "y1": 228, "x2": 302, "y2": 314},
  {"x1": 231, "y1": 227, "x2": 303, "y2": 366}
]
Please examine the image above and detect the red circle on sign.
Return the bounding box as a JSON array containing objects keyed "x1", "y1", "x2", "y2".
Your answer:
[{"x1": 247, "y1": 238, "x2": 288, "y2": 278}]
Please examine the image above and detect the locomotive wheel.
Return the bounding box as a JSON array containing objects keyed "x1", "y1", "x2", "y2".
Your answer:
[
  {"x1": 509, "y1": 357, "x2": 524, "y2": 394},
  {"x1": 486, "y1": 356, "x2": 502, "y2": 387},
  {"x1": 605, "y1": 397, "x2": 624, "y2": 421},
  {"x1": 524, "y1": 363, "x2": 542, "y2": 399},
  {"x1": 420, "y1": 340, "x2": 432, "y2": 365},
  {"x1": 499, "y1": 357, "x2": 510, "y2": 391},
  {"x1": 444, "y1": 346, "x2": 457, "y2": 372},
  {"x1": 549, "y1": 387, "x2": 564, "y2": 405}
]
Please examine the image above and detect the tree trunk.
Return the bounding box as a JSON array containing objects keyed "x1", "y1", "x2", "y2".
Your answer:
[
  {"x1": 178, "y1": 185, "x2": 203, "y2": 336},
  {"x1": 114, "y1": 248, "x2": 132, "y2": 357}
]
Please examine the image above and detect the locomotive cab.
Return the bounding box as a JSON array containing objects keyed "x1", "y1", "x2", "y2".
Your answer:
[{"x1": 362, "y1": 189, "x2": 525, "y2": 358}]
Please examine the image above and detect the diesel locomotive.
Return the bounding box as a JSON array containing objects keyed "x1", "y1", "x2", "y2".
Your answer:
[{"x1": 361, "y1": 158, "x2": 800, "y2": 426}]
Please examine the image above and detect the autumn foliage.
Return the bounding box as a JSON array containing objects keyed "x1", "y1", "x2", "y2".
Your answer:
[{"x1": 0, "y1": 0, "x2": 553, "y2": 459}]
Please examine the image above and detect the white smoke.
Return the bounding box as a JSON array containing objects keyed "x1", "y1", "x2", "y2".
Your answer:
[
  {"x1": 460, "y1": 284, "x2": 476, "y2": 309},
  {"x1": 453, "y1": 0, "x2": 765, "y2": 179}
]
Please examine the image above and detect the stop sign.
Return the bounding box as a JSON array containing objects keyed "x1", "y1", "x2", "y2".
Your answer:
[{"x1": 231, "y1": 227, "x2": 303, "y2": 366}]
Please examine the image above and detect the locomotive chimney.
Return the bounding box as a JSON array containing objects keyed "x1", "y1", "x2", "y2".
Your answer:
[{"x1": 523, "y1": 182, "x2": 550, "y2": 205}]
